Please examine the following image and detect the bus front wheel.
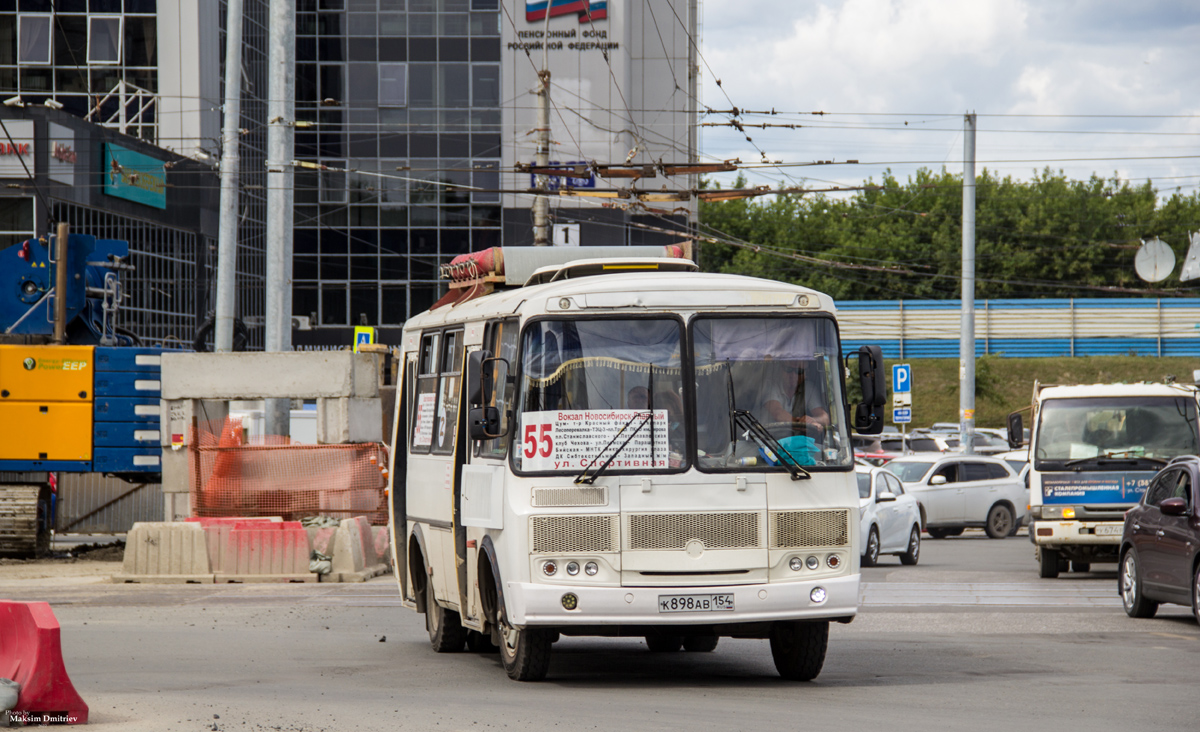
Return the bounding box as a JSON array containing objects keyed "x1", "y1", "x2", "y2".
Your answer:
[
  {"x1": 498, "y1": 613, "x2": 553, "y2": 681},
  {"x1": 769, "y1": 620, "x2": 828, "y2": 681}
]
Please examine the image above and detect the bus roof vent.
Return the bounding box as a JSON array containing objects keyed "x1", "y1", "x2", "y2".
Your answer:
[{"x1": 432, "y1": 245, "x2": 693, "y2": 308}]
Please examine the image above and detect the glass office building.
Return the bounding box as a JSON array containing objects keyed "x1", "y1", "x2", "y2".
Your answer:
[{"x1": 1, "y1": 0, "x2": 698, "y2": 346}]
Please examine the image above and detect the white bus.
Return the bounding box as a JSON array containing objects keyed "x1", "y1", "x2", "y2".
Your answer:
[{"x1": 388, "y1": 247, "x2": 887, "y2": 681}]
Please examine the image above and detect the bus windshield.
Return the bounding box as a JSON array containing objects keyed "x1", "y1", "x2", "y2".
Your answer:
[
  {"x1": 515, "y1": 318, "x2": 686, "y2": 474},
  {"x1": 692, "y1": 316, "x2": 851, "y2": 471},
  {"x1": 1034, "y1": 395, "x2": 1200, "y2": 469}
]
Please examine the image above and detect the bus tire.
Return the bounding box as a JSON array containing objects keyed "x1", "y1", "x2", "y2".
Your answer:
[
  {"x1": 499, "y1": 617, "x2": 553, "y2": 681},
  {"x1": 682, "y1": 635, "x2": 719, "y2": 652},
  {"x1": 425, "y1": 569, "x2": 467, "y2": 653},
  {"x1": 646, "y1": 635, "x2": 683, "y2": 652},
  {"x1": 770, "y1": 620, "x2": 828, "y2": 681}
]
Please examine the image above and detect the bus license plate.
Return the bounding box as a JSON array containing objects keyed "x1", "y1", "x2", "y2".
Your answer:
[
  {"x1": 657, "y1": 594, "x2": 735, "y2": 613},
  {"x1": 1094, "y1": 525, "x2": 1123, "y2": 536}
]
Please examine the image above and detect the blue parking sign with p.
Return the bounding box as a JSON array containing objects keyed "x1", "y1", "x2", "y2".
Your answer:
[{"x1": 893, "y1": 364, "x2": 911, "y2": 394}]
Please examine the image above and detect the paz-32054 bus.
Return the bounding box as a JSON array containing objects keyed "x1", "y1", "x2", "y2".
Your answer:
[{"x1": 388, "y1": 246, "x2": 886, "y2": 681}]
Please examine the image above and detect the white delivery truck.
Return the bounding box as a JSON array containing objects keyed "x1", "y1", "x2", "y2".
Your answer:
[{"x1": 1009, "y1": 382, "x2": 1200, "y2": 578}]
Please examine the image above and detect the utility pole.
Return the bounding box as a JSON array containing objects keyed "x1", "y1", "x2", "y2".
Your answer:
[
  {"x1": 960, "y1": 112, "x2": 977, "y2": 454},
  {"x1": 215, "y1": 0, "x2": 243, "y2": 353},
  {"x1": 532, "y1": 10, "x2": 552, "y2": 246},
  {"x1": 265, "y1": 0, "x2": 295, "y2": 438}
]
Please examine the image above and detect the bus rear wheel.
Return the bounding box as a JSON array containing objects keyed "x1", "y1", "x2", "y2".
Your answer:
[
  {"x1": 498, "y1": 614, "x2": 552, "y2": 681},
  {"x1": 769, "y1": 620, "x2": 828, "y2": 681},
  {"x1": 425, "y1": 569, "x2": 467, "y2": 653}
]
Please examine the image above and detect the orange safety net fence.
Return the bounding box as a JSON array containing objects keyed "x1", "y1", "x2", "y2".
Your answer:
[{"x1": 189, "y1": 417, "x2": 388, "y2": 525}]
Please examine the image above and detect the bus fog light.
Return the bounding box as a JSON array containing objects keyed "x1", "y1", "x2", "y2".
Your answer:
[
  {"x1": 584, "y1": 561, "x2": 598, "y2": 576},
  {"x1": 543, "y1": 560, "x2": 558, "y2": 576},
  {"x1": 805, "y1": 556, "x2": 819, "y2": 570},
  {"x1": 789, "y1": 556, "x2": 804, "y2": 572},
  {"x1": 561, "y1": 593, "x2": 578, "y2": 610},
  {"x1": 566, "y1": 561, "x2": 580, "y2": 576},
  {"x1": 810, "y1": 587, "x2": 827, "y2": 604},
  {"x1": 826, "y1": 554, "x2": 841, "y2": 569}
]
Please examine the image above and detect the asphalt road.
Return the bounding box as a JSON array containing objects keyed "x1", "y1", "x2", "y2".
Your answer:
[{"x1": 2, "y1": 530, "x2": 1197, "y2": 732}]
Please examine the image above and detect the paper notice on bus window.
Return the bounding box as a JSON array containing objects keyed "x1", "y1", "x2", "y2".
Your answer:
[
  {"x1": 520, "y1": 409, "x2": 668, "y2": 471},
  {"x1": 413, "y1": 392, "x2": 437, "y2": 446}
]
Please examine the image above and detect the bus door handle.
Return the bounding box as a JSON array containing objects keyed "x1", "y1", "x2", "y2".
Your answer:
[
  {"x1": 1132, "y1": 524, "x2": 1141, "y2": 531},
  {"x1": 1156, "y1": 530, "x2": 1165, "y2": 538}
]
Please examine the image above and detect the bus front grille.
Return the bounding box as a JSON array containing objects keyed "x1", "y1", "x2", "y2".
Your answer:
[
  {"x1": 530, "y1": 514, "x2": 618, "y2": 553},
  {"x1": 626, "y1": 512, "x2": 760, "y2": 550},
  {"x1": 770, "y1": 509, "x2": 850, "y2": 548},
  {"x1": 532, "y1": 486, "x2": 608, "y2": 507}
]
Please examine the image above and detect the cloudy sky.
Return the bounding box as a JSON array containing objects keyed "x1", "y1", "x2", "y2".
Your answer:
[{"x1": 698, "y1": 0, "x2": 1200, "y2": 195}]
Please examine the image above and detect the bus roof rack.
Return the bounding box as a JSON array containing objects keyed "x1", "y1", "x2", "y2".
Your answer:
[{"x1": 432, "y1": 244, "x2": 693, "y2": 309}]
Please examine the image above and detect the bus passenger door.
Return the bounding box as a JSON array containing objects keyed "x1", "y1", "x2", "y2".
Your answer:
[
  {"x1": 407, "y1": 329, "x2": 463, "y2": 609},
  {"x1": 458, "y1": 319, "x2": 519, "y2": 628}
]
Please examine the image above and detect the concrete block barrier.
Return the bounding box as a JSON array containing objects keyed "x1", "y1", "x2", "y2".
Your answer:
[
  {"x1": 326, "y1": 516, "x2": 390, "y2": 582},
  {"x1": 0, "y1": 601, "x2": 89, "y2": 724},
  {"x1": 113, "y1": 522, "x2": 214, "y2": 583},
  {"x1": 186, "y1": 517, "x2": 281, "y2": 577},
  {"x1": 215, "y1": 521, "x2": 317, "y2": 583}
]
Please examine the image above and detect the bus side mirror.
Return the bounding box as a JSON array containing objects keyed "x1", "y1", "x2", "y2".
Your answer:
[
  {"x1": 858, "y1": 345, "x2": 886, "y2": 407},
  {"x1": 854, "y1": 404, "x2": 884, "y2": 435},
  {"x1": 469, "y1": 407, "x2": 502, "y2": 440},
  {"x1": 466, "y1": 349, "x2": 493, "y2": 407},
  {"x1": 1007, "y1": 412, "x2": 1024, "y2": 448}
]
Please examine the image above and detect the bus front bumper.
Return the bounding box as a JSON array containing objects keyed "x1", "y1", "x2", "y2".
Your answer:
[{"x1": 505, "y1": 574, "x2": 859, "y2": 627}]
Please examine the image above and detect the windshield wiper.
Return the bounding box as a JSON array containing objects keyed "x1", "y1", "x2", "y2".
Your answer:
[
  {"x1": 1063, "y1": 451, "x2": 1169, "y2": 468},
  {"x1": 575, "y1": 411, "x2": 654, "y2": 485},
  {"x1": 732, "y1": 409, "x2": 811, "y2": 480}
]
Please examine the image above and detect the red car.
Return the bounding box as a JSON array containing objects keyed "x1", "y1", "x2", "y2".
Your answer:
[{"x1": 1119, "y1": 455, "x2": 1200, "y2": 624}]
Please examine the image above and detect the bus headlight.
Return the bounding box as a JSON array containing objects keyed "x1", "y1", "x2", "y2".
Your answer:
[
  {"x1": 566, "y1": 561, "x2": 580, "y2": 576},
  {"x1": 584, "y1": 561, "x2": 599, "y2": 576},
  {"x1": 805, "y1": 556, "x2": 819, "y2": 570},
  {"x1": 789, "y1": 556, "x2": 804, "y2": 572}
]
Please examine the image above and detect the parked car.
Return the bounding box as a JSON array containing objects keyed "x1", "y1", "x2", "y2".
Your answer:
[
  {"x1": 1119, "y1": 456, "x2": 1200, "y2": 625},
  {"x1": 856, "y1": 464, "x2": 922, "y2": 566},
  {"x1": 885, "y1": 454, "x2": 1028, "y2": 539}
]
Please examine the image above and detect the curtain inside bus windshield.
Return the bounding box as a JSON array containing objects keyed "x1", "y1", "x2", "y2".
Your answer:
[
  {"x1": 692, "y1": 316, "x2": 850, "y2": 470},
  {"x1": 1035, "y1": 396, "x2": 1199, "y2": 466},
  {"x1": 516, "y1": 319, "x2": 686, "y2": 473}
]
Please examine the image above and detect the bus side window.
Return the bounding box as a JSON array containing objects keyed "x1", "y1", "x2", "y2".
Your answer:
[
  {"x1": 478, "y1": 318, "x2": 519, "y2": 459},
  {"x1": 432, "y1": 330, "x2": 463, "y2": 455},
  {"x1": 410, "y1": 332, "x2": 440, "y2": 453}
]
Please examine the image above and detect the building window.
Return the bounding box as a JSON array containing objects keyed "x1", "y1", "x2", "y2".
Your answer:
[
  {"x1": 88, "y1": 17, "x2": 123, "y2": 65},
  {"x1": 379, "y1": 63, "x2": 407, "y2": 107},
  {"x1": 471, "y1": 64, "x2": 498, "y2": 107},
  {"x1": 18, "y1": 15, "x2": 52, "y2": 65}
]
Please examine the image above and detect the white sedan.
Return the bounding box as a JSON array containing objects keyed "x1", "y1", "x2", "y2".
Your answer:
[
  {"x1": 885, "y1": 454, "x2": 1029, "y2": 539},
  {"x1": 856, "y1": 464, "x2": 922, "y2": 566}
]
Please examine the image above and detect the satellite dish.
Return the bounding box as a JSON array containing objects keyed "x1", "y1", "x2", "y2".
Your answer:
[
  {"x1": 1181, "y1": 232, "x2": 1200, "y2": 282},
  {"x1": 1134, "y1": 237, "x2": 1175, "y2": 282}
]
